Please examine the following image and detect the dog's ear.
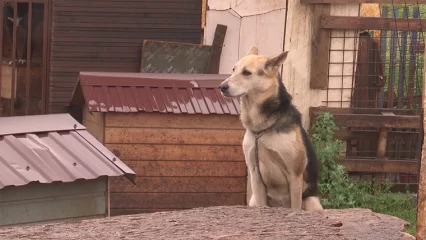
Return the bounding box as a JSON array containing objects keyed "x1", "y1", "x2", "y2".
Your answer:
[
  {"x1": 246, "y1": 45, "x2": 258, "y2": 56},
  {"x1": 264, "y1": 51, "x2": 288, "y2": 75}
]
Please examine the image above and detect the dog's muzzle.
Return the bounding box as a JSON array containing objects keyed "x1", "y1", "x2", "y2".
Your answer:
[{"x1": 219, "y1": 82, "x2": 229, "y2": 95}]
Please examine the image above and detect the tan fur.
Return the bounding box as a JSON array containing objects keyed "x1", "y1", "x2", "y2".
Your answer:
[{"x1": 220, "y1": 46, "x2": 323, "y2": 212}]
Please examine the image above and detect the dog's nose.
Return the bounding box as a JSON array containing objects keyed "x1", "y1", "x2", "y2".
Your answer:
[{"x1": 219, "y1": 83, "x2": 229, "y2": 93}]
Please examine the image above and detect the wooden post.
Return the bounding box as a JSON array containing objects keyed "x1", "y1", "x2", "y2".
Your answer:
[
  {"x1": 416, "y1": 37, "x2": 426, "y2": 240},
  {"x1": 374, "y1": 112, "x2": 392, "y2": 189}
]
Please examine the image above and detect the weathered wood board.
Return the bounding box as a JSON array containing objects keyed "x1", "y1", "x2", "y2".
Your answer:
[{"x1": 140, "y1": 40, "x2": 212, "y2": 74}]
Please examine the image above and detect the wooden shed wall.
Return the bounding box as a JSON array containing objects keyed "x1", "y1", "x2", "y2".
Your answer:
[
  {"x1": 102, "y1": 113, "x2": 247, "y2": 215},
  {"x1": 49, "y1": 0, "x2": 202, "y2": 113},
  {"x1": 0, "y1": 177, "x2": 107, "y2": 227}
]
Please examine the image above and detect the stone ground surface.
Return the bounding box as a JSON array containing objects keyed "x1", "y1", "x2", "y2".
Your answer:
[{"x1": 0, "y1": 206, "x2": 415, "y2": 240}]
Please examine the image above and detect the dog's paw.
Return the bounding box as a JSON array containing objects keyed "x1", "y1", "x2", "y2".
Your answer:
[
  {"x1": 302, "y1": 196, "x2": 324, "y2": 212},
  {"x1": 249, "y1": 196, "x2": 267, "y2": 207}
]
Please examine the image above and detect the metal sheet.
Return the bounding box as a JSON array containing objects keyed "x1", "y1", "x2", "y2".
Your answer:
[
  {"x1": 0, "y1": 114, "x2": 136, "y2": 189},
  {"x1": 70, "y1": 72, "x2": 239, "y2": 115}
]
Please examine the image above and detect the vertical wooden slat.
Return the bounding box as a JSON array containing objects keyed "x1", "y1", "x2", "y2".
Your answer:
[
  {"x1": 387, "y1": 9, "x2": 398, "y2": 108},
  {"x1": 25, "y1": 0, "x2": 33, "y2": 115},
  {"x1": 378, "y1": 6, "x2": 388, "y2": 108},
  {"x1": 42, "y1": 0, "x2": 48, "y2": 114},
  {"x1": 10, "y1": 0, "x2": 17, "y2": 116},
  {"x1": 310, "y1": 5, "x2": 330, "y2": 89},
  {"x1": 201, "y1": 0, "x2": 206, "y2": 29},
  {"x1": 205, "y1": 24, "x2": 227, "y2": 74},
  {"x1": 0, "y1": 0, "x2": 4, "y2": 115},
  {"x1": 408, "y1": 7, "x2": 419, "y2": 109},
  {"x1": 397, "y1": 7, "x2": 408, "y2": 109},
  {"x1": 416, "y1": 36, "x2": 426, "y2": 240}
]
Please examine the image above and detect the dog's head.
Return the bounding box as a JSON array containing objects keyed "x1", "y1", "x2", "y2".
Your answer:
[{"x1": 219, "y1": 46, "x2": 288, "y2": 98}]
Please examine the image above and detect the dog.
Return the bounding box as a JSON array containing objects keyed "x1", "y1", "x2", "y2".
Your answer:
[{"x1": 219, "y1": 46, "x2": 323, "y2": 212}]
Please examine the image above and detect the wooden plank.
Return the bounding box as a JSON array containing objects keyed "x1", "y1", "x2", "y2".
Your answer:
[
  {"x1": 53, "y1": 7, "x2": 200, "y2": 15},
  {"x1": 140, "y1": 40, "x2": 212, "y2": 74},
  {"x1": 310, "y1": 4, "x2": 330, "y2": 89},
  {"x1": 105, "y1": 144, "x2": 245, "y2": 161},
  {"x1": 105, "y1": 113, "x2": 244, "y2": 129},
  {"x1": 54, "y1": 16, "x2": 199, "y2": 25},
  {"x1": 111, "y1": 209, "x2": 181, "y2": 216},
  {"x1": 119, "y1": 161, "x2": 247, "y2": 177},
  {"x1": 311, "y1": 113, "x2": 420, "y2": 128},
  {"x1": 408, "y1": 8, "x2": 420, "y2": 109},
  {"x1": 110, "y1": 192, "x2": 246, "y2": 209},
  {"x1": 104, "y1": 128, "x2": 244, "y2": 145},
  {"x1": 334, "y1": 130, "x2": 419, "y2": 141},
  {"x1": 338, "y1": 158, "x2": 418, "y2": 174},
  {"x1": 376, "y1": 128, "x2": 388, "y2": 158},
  {"x1": 397, "y1": 8, "x2": 408, "y2": 109},
  {"x1": 321, "y1": 16, "x2": 426, "y2": 31},
  {"x1": 301, "y1": 0, "x2": 426, "y2": 3},
  {"x1": 374, "y1": 126, "x2": 389, "y2": 187},
  {"x1": 387, "y1": 9, "x2": 398, "y2": 108},
  {"x1": 53, "y1": 1, "x2": 201, "y2": 10},
  {"x1": 109, "y1": 176, "x2": 246, "y2": 193},
  {"x1": 206, "y1": 24, "x2": 227, "y2": 74},
  {"x1": 310, "y1": 106, "x2": 421, "y2": 115},
  {"x1": 201, "y1": 0, "x2": 206, "y2": 28},
  {"x1": 416, "y1": 36, "x2": 426, "y2": 239},
  {"x1": 378, "y1": 6, "x2": 388, "y2": 108}
]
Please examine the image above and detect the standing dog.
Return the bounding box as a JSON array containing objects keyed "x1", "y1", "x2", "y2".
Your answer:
[{"x1": 219, "y1": 46, "x2": 323, "y2": 212}]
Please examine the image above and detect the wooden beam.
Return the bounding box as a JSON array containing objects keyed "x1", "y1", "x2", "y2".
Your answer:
[
  {"x1": 310, "y1": 4, "x2": 330, "y2": 89},
  {"x1": 201, "y1": 0, "x2": 207, "y2": 29},
  {"x1": 321, "y1": 15, "x2": 426, "y2": 32},
  {"x1": 310, "y1": 106, "x2": 421, "y2": 116},
  {"x1": 206, "y1": 24, "x2": 227, "y2": 74},
  {"x1": 338, "y1": 158, "x2": 418, "y2": 174},
  {"x1": 375, "y1": 114, "x2": 392, "y2": 186},
  {"x1": 416, "y1": 36, "x2": 426, "y2": 240},
  {"x1": 334, "y1": 130, "x2": 419, "y2": 141},
  {"x1": 302, "y1": 0, "x2": 426, "y2": 3},
  {"x1": 311, "y1": 113, "x2": 420, "y2": 128}
]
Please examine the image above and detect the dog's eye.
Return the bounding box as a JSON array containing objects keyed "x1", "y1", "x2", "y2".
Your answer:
[
  {"x1": 242, "y1": 70, "x2": 252, "y2": 76},
  {"x1": 232, "y1": 67, "x2": 235, "y2": 72}
]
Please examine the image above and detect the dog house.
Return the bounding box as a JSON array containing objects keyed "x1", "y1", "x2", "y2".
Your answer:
[
  {"x1": 0, "y1": 114, "x2": 135, "y2": 227},
  {"x1": 69, "y1": 72, "x2": 247, "y2": 216}
]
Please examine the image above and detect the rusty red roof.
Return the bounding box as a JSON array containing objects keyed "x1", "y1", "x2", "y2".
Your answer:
[
  {"x1": 69, "y1": 72, "x2": 240, "y2": 115},
  {"x1": 0, "y1": 114, "x2": 136, "y2": 189}
]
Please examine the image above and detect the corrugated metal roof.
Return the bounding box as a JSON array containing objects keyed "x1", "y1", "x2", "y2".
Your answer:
[
  {"x1": 69, "y1": 72, "x2": 240, "y2": 115},
  {"x1": 0, "y1": 114, "x2": 136, "y2": 190}
]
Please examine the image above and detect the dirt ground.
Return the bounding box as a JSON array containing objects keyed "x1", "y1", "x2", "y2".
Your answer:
[{"x1": 0, "y1": 206, "x2": 415, "y2": 240}]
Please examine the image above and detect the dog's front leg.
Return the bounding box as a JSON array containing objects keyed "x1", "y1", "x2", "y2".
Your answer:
[
  {"x1": 289, "y1": 174, "x2": 303, "y2": 210},
  {"x1": 243, "y1": 132, "x2": 267, "y2": 207},
  {"x1": 248, "y1": 163, "x2": 268, "y2": 206}
]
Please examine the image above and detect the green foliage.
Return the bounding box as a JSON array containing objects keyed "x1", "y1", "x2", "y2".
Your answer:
[{"x1": 309, "y1": 112, "x2": 417, "y2": 235}]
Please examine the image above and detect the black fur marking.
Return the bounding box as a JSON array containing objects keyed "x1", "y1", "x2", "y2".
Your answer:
[
  {"x1": 300, "y1": 127, "x2": 320, "y2": 199},
  {"x1": 259, "y1": 73, "x2": 319, "y2": 198},
  {"x1": 259, "y1": 73, "x2": 302, "y2": 133}
]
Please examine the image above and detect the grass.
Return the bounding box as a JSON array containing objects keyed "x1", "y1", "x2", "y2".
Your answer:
[
  {"x1": 368, "y1": 192, "x2": 417, "y2": 235},
  {"x1": 310, "y1": 112, "x2": 417, "y2": 236}
]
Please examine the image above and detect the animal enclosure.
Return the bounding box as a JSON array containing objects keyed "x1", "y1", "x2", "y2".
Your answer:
[
  {"x1": 69, "y1": 72, "x2": 248, "y2": 215},
  {"x1": 304, "y1": 1, "x2": 426, "y2": 191}
]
